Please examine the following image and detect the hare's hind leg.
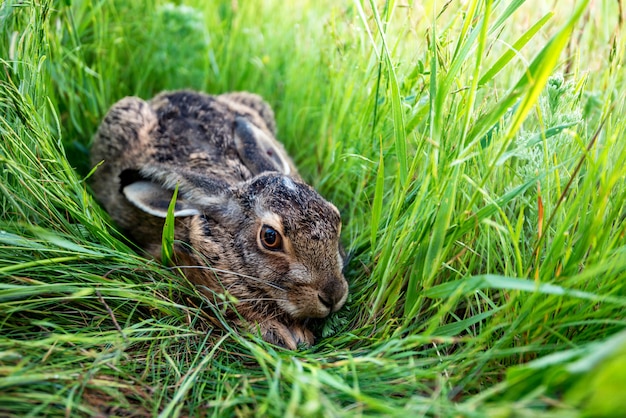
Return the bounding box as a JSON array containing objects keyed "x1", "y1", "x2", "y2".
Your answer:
[
  {"x1": 90, "y1": 97, "x2": 158, "y2": 220},
  {"x1": 91, "y1": 97, "x2": 157, "y2": 167}
]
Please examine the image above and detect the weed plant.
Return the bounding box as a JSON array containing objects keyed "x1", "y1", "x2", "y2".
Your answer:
[{"x1": 1, "y1": 0, "x2": 625, "y2": 416}]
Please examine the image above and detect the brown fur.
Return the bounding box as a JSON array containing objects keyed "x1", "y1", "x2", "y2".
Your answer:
[{"x1": 90, "y1": 90, "x2": 348, "y2": 349}]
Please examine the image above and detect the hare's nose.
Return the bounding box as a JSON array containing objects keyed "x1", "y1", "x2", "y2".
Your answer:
[
  {"x1": 318, "y1": 294, "x2": 333, "y2": 310},
  {"x1": 318, "y1": 277, "x2": 347, "y2": 312}
]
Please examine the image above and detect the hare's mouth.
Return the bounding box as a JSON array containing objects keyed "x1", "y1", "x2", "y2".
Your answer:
[
  {"x1": 282, "y1": 296, "x2": 334, "y2": 320},
  {"x1": 281, "y1": 278, "x2": 349, "y2": 319}
]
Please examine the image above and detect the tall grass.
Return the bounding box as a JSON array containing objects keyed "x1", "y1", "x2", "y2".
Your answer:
[{"x1": 1, "y1": 0, "x2": 625, "y2": 416}]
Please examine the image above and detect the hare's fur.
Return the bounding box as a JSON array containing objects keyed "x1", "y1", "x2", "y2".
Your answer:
[{"x1": 91, "y1": 91, "x2": 348, "y2": 349}]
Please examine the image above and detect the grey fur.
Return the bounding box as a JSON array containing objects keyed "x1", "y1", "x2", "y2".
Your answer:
[{"x1": 90, "y1": 90, "x2": 348, "y2": 349}]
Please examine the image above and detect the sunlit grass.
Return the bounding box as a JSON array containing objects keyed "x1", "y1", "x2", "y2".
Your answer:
[{"x1": 1, "y1": 0, "x2": 625, "y2": 416}]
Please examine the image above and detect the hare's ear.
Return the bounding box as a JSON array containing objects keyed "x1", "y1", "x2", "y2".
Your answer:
[
  {"x1": 121, "y1": 167, "x2": 233, "y2": 218},
  {"x1": 122, "y1": 181, "x2": 201, "y2": 218},
  {"x1": 234, "y1": 116, "x2": 291, "y2": 176},
  {"x1": 218, "y1": 92, "x2": 277, "y2": 135}
]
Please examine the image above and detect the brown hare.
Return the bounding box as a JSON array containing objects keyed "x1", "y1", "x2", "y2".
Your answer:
[{"x1": 90, "y1": 90, "x2": 348, "y2": 349}]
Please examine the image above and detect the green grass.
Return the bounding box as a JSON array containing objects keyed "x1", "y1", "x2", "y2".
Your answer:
[{"x1": 1, "y1": 0, "x2": 626, "y2": 416}]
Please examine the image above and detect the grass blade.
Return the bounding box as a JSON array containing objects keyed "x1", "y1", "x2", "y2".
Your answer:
[
  {"x1": 161, "y1": 183, "x2": 179, "y2": 265},
  {"x1": 478, "y1": 11, "x2": 554, "y2": 86}
]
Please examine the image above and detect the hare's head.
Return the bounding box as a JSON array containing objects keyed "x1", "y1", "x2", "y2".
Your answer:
[
  {"x1": 123, "y1": 168, "x2": 348, "y2": 320},
  {"x1": 232, "y1": 173, "x2": 348, "y2": 318}
]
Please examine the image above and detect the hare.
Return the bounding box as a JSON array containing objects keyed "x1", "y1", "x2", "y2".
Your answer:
[{"x1": 90, "y1": 90, "x2": 348, "y2": 349}]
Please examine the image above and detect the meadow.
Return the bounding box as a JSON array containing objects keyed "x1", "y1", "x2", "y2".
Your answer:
[{"x1": 1, "y1": 0, "x2": 625, "y2": 416}]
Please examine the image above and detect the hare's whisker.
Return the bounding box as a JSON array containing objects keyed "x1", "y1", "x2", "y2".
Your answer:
[
  {"x1": 215, "y1": 298, "x2": 285, "y2": 306},
  {"x1": 170, "y1": 265, "x2": 286, "y2": 292}
]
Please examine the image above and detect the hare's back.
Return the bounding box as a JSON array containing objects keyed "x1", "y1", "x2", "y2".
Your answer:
[{"x1": 149, "y1": 91, "x2": 254, "y2": 183}]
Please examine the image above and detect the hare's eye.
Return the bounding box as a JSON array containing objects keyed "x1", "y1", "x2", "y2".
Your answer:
[{"x1": 260, "y1": 225, "x2": 283, "y2": 251}]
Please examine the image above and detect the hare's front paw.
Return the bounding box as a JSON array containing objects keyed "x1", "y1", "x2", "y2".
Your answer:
[{"x1": 258, "y1": 320, "x2": 314, "y2": 350}]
